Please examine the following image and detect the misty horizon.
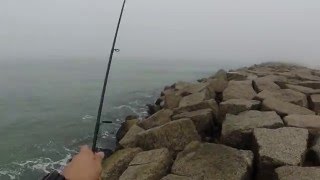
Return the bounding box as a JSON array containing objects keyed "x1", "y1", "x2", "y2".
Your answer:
[{"x1": 1, "y1": 0, "x2": 320, "y2": 68}]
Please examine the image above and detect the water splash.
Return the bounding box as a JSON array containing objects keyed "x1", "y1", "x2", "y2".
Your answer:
[{"x1": 0, "y1": 91, "x2": 153, "y2": 179}]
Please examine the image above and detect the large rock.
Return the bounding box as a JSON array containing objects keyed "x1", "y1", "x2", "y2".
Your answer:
[
  {"x1": 219, "y1": 99, "x2": 260, "y2": 120},
  {"x1": 251, "y1": 74, "x2": 288, "y2": 88},
  {"x1": 311, "y1": 94, "x2": 320, "y2": 114},
  {"x1": 292, "y1": 69, "x2": 320, "y2": 81},
  {"x1": 156, "y1": 97, "x2": 165, "y2": 107},
  {"x1": 246, "y1": 74, "x2": 259, "y2": 80},
  {"x1": 164, "y1": 93, "x2": 182, "y2": 109},
  {"x1": 253, "y1": 78, "x2": 281, "y2": 92},
  {"x1": 137, "y1": 119, "x2": 200, "y2": 152},
  {"x1": 173, "y1": 99, "x2": 219, "y2": 118},
  {"x1": 207, "y1": 78, "x2": 228, "y2": 93},
  {"x1": 223, "y1": 80, "x2": 256, "y2": 100},
  {"x1": 262, "y1": 98, "x2": 315, "y2": 117},
  {"x1": 116, "y1": 119, "x2": 139, "y2": 141},
  {"x1": 119, "y1": 125, "x2": 145, "y2": 148},
  {"x1": 284, "y1": 115, "x2": 320, "y2": 130},
  {"x1": 177, "y1": 82, "x2": 210, "y2": 95},
  {"x1": 280, "y1": 78, "x2": 302, "y2": 88},
  {"x1": 171, "y1": 141, "x2": 253, "y2": 180},
  {"x1": 312, "y1": 70, "x2": 320, "y2": 77},
  {"x1": 172, "y1": 109, "x2": 213, "y2": 134},
  {"x1": 269, "y1": 75, "x2": 289, "y2": 88},
  {"x1": 255, "y1": 89, "x2": 308, "y2": 107},
  {"x1": 275, "y1": 166, "x2": 320, "y2": 180},
  {"x1": 101, "y1": 148, "x2": 142, "y2": 180},
  {"x1": 161, "y1": 174, "x2": 202, "y2": 180},
  {"x1": 137, "y1": 109, "x2": 173, "y2": 129},
  {"x1": 262, "y1": 75, "x2": 288, "y2": 83},
  {"x1": 253, "y1": 127, "x2": 309, "y2": 179},
  {"x1": 274, "y1": 71, "x2": 297, "y2": 79},
  {"x1": 161, "y1": 88, "x2": 175, "y2": 96},
  {"x1": 221, "y1": 111, "x2": 283, "y2": 149},
  {"x1": 146, "y1": 104, "x2": 161, "y2": 115},
  {"x1": 285, "y1": 84, "x2": 320, "y2": 95},
  {"x1": 119, "y1": 148, "x2": 172, "y2": 180},
  {"x1": 173, "y1": 81, "x2": 191, "y2": 90},
  {"x1": 226, "y1": 71, "x2": 248, "y2": 81},
  {"x1": 178, "y1": 90, "x2": 211, "y2": 108},
  {"x1": 213, "y1": 69, "x2": 228, "y2": 80},
  {"x1": 297, "y1": 81, "x2": 320, "y2": 89},
  {"x1": 247, "y1": 67, "x2": 273, "y2": 77},
  {"x1": 246, "y1": 70, "x2": 273, "y2": 77}
]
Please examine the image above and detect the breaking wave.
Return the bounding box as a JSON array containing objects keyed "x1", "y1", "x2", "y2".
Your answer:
[
  {"x1": 113, "y1": 104, "x2": 147, "y2": 117},
  {"x1": 0, "y1": 91, "x2": 153, "y2": 179},
  {"x1": 0, "y1": 147, "x2": 73, "y2": 180}
]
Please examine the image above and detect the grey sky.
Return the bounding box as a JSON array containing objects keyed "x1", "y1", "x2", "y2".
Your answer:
[{"x1": 1, "y1": 0, "x2": 320, "y2": 67}]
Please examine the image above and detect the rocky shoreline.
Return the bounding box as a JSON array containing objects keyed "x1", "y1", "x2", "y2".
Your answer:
[{"x1": 101, "y1": 62, "x2": 320, "y2": 180}]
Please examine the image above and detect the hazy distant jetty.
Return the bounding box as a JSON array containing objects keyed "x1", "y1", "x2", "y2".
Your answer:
[{"x1": 101, "y1": 62, "x2": 320, "y2": 180}]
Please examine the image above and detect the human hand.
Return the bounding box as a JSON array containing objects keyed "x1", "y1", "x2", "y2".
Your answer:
[{"x1": 62, "y1": 145, "x2": 104, "y2": 180}]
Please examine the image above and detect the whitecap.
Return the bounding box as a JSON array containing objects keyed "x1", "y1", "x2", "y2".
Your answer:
[
  {"x1": 0, "y1": 169, "x2": 19, "y2": 180},
  {"x1": 82, "y1": 115, "x2": 94, "y2": 120},
  {"x1": 12, "y1": 153, "x2": 72, "y2": 175},
  {"x1": 143, "y1": 94, "x2": 153, "y2": 98},
  {"x1": 113, "y1": 105, "x2": 140, "y2": 115},
  {"x1": 128, "y1": 100, "x2": 139, "y2": 105}
]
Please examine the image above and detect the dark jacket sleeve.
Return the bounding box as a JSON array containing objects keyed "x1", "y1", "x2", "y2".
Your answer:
[{"x1": 42, "y1": 171, "x2": 66, "y2": 180}]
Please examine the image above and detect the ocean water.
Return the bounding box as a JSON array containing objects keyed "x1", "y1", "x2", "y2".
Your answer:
[{"x1": 0, "y1": 58, "x2": 237, "y2": 179}]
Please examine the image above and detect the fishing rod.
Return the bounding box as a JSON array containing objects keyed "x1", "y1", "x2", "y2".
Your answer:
[{"x1": 92, "y1": 0, "x2": 127, "y2": 152}]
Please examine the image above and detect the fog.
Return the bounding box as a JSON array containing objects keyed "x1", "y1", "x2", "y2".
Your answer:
[{"x1": 1, "y1": 0, "x2": 320, "y2": 68}]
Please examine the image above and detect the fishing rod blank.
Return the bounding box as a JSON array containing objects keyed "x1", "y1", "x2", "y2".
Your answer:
[{"x1": 92, "y1": 0, "x2": 127, "y2": 152}]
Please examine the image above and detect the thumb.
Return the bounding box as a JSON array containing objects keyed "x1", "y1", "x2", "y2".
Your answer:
[{"x1": 95, "y1": 152, "x2": 105, "y2": 161}]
